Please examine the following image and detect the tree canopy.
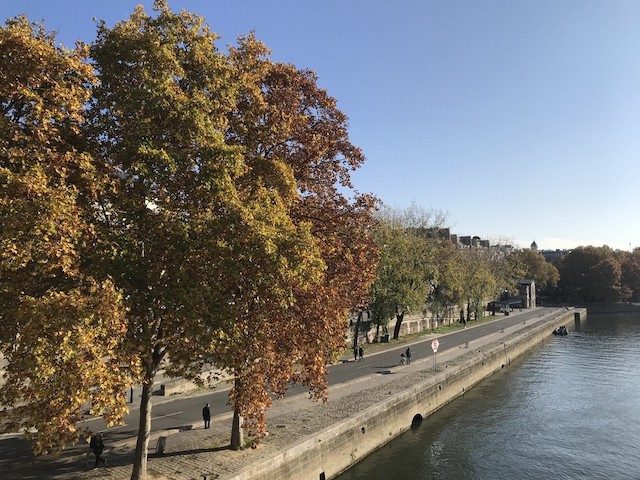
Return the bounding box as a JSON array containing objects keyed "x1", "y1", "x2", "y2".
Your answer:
[
  {"x1": 0, "y1": 15, "x2": 136, "y2": 454},
  {"x1": 620, "y1": 249, "x2": 640, "y2": 302},
  {"x1": 557, "y1": 246, "x2": 622, "y2": 302},
  {"x1": 368, "y1": 205, "x2": 443, "y2": 339},
  {"x1": 507, "y1": 248, "x2": 560, "y2": 290}
]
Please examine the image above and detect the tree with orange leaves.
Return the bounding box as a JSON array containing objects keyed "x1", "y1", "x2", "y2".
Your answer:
[{"x1": 218, "y1": 32, "x2": 379, "y2": 448}]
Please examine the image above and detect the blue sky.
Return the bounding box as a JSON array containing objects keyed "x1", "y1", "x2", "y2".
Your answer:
[{"x1": 3, "y1": 1, "x2": 639, "y2": 251}]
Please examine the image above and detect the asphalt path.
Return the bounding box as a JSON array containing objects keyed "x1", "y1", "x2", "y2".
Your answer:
[
  {"x1": 73, "y1": 307, "x2": 560, "y2": 440},
  {"x1": 0, "y1": 307, "x2": 560, "y2": 469}
]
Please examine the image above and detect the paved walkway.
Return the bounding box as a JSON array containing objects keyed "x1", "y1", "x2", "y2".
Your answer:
[{"x1": 4, "y1": 309, "x2": 566, "y2": 480}]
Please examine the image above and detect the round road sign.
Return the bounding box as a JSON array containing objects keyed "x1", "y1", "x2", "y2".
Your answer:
[{"x1": 431, "y1": 338, "x2": 439, "y2": 352}]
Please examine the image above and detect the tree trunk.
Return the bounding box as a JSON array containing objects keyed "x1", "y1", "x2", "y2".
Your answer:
[
  {"x1": 392, "y1": 311, "x2": 404, "y2": 340},
  {"x1": 230, "y1": 408, "x2": 244, "y2": 450},
  {"x1": 230, "y1": 378, "x2": 244, "y2": 450},
  {"x1": 130, "y1": 381, "x2": 153, "y2": 480}
]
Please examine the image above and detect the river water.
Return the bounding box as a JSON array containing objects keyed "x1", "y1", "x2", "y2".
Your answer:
[{"x1": 335, "y1": 312, "x2": 640, "y2": 480}]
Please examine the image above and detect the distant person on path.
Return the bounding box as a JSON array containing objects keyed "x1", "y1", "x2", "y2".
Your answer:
[
  {"x1": 202, "y1": 403, "x2": 211, "y2": 429},
  {"x1": 400, "y1": 353, "x2": 406, "y2": 365},
  {"x1": 405, "y1": 347, "x2": 412, "y2": 365},
  {"x1": 89, "y1": 433, "x2": 106, "y2": 468},
  {"x1": 358, "y1": 346, "x2": 364, "y2": 361}
]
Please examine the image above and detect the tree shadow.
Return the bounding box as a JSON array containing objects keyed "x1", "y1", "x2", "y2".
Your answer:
[
  {"x1": 150, "y1": 445, "x2": 230, "y2": 458},
  {"x1": 374, "y1": 369, "x2": 398, "y2": 375}
]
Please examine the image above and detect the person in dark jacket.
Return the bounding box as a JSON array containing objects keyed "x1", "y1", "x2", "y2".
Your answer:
[
  {"x1": 358, "y1": 346, "x2": 364, "y2": 361},
  {"x1": 202, "y1": 403, "x2": 211, "y2": 429},
  {"x1": 89, "y1": 433, "x2": 106, "y2": 467},
  {"x1": 405, "y1": 347, "x2": 412, "y2": 365}
]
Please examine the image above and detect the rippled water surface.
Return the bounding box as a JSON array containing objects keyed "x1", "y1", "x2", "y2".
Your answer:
[{"x1": 336, "y1": 312, "x2": 640, "y2": 480}]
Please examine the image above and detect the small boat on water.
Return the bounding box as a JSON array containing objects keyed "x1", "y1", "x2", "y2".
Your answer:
[{"x1": 553, "y1": 325, "x2": 568, "y2": 336}]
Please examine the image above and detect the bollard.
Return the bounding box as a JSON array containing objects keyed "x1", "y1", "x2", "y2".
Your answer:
[{"x1": 464, "y1": 341, "x2": 469, "y2": 349}]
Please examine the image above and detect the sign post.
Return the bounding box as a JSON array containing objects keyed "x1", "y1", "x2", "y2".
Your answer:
[{"x1": 431, "y1": 338, "x2": 439, "y2": 371}]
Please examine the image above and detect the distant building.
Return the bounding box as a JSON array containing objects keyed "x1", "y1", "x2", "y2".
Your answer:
[
  {"x1": 527, "y1": 239, "x2": 569, "y2": 263},
  {"x1": 540, "y1": 249, "x2": 568, "y2": 264},
  {"x1": 459, "y1": 235, "x2": 472, "y2": 247}
]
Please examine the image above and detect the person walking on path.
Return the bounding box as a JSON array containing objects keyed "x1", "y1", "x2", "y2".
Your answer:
[
  {"x1": 89, "y1": 433, "x2": 106, "y2": 468},
  {"x1": 460, "y1": 309, "x2": 467, "y2": 329},
  {"x1": 358, "y1": 346, "x2": 364, "y2": 361},
  {"x1": 405, "y1": 347, "x2": 412, "y2": 365},
  {"x1": 353, "y1": 347, "x2": 358, "y2": 362},
  {"x1": 202, "y1": 403, "x2": 211, "y2": 429}
]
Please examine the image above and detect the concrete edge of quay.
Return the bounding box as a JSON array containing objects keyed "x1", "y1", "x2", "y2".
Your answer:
[{"x1": 226, "y1": 308, "x2": 584, "y2": 480}]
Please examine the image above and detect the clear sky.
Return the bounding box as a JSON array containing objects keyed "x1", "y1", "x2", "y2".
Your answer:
[{"x1": 3, "y1": 1, "x2": 639, "y2": 251}]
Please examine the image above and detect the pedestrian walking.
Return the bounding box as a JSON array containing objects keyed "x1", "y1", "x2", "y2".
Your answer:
[
  {"x1": 202, "y1": 402, "x2": 211, "y2": 429},
  {"x1": 400, "y1": 353, "x2": 406, "y2": 365},
  {"x1": 89, "y1": 433, "x2": 106, "y2": 468},
  {"x1": 405, "y1": 347, "x2": 412, "y2": 365},
  {"x1": 358, "y1": 346, "x2": 364, "y2": 361}
]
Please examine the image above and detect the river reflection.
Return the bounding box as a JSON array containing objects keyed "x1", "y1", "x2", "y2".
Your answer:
[{"x1": 335, "y1": 312, "x2": 640, "y2": 480}]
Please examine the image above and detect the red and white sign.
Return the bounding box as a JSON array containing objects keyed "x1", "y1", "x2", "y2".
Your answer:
[{"x1": 431, "y1": 338, "x2": 439, "y2": 353}]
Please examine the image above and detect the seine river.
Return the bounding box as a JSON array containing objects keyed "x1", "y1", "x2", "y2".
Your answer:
[{"x1": 336, "y1": 311, "x2": 640, "y2": 480}]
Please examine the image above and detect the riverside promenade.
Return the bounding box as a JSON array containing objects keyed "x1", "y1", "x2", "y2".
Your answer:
[{"x1": 3, "y1": 307, "x2": 579, "y2": 480}]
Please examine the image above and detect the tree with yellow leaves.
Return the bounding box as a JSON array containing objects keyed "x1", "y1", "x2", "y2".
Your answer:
[{"x1": 0, "y1": 17, "x2": 137, "y2": 453}]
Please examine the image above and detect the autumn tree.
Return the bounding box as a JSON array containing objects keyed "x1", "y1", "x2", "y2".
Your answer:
[
  {"x1": 223, "y1": 32, "x2": 378, "y2": 446},
  {"x1": 88, "y1": 2, "x2": 360, "y2": 476},
  {"x1": 0, "y1": 17, "x2": 136, "y2": 453},
  {"x1": 1, "y1": 3, "x2": 377, "y2": 479}
]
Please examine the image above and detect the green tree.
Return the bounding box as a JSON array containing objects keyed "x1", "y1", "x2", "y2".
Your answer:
[
  {"x1": 620, "y1": 249, "x2": 640, "y2": 302},
  {"x1": 427, "y1": 242, "x2": 465, "y2": 324},
  {"x1": 558, "y1": 246, "x2": 622, "y2": 302},
  {"x1": 507, "y1": 248, "x2": 560, "y2": 290},
  {"x1": 369, "y1": 205, "x2": 442, "y2": 339},
  {"x1": 459, "y1": 248, "x2": 497, "y2": 320}
]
